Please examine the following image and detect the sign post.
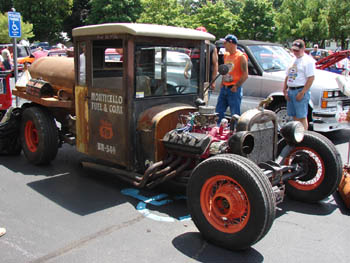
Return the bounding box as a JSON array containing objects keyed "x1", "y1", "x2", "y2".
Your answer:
[{"x1": 8, "y1": 11, "x2": 21, "y2": 107}]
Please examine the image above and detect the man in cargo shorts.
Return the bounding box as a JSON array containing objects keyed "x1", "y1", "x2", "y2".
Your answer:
[{"x1": 283, "y1": 39, "x2": 315, "y2": 130}]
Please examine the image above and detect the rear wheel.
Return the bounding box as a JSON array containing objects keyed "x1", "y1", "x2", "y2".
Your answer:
[
  {"x1": 280, "y1": 131, "x2": 342, "y2": 202},
  {"x1": 20, "y1": 107, "x2": 59, "y2": 165},
  {"x1": 0, "y1": 110, "x2": 6, "y2": 121},
  {"x1": 187, "y1": 155, "x2": 275, "y2": 250}
]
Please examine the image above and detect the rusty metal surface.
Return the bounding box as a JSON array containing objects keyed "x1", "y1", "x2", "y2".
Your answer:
[
  {"x1": 137, "y1": 103, "x2": 196, "y2": 162},
  {"x1": 75, "y1": 85, "x2": 89, "y2": 154},
  {"x1": 29, "y1": 57, "x2": 75, "y2": 96},
  {"x1": 237, "y1": 109, "x2": 278, "y2": 163},
  {"x1": 12, "y1": 89, "x2": 74, "y2": 109},
  {"x1": 88, "y1": 88, "x2": 127, "y2": 166}
]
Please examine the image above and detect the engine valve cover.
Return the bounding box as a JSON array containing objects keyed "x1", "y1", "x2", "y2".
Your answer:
[{"x1": 162, "y1": 130, "x2": 212, "y2": 155}]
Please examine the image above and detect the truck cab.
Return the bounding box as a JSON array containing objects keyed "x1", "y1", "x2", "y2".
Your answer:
[
  {"x1": 14, "y1": 23, "x2": 214, "y2": 169},
  {"x1": 72, "y1": 24, "x2": 215, "y2": 172}
]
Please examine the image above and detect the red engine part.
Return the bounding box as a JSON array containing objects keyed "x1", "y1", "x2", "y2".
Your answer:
[
  {"x1": 0, "y1": 72, "x2": 13, "y2": 110},
  {"x1": 316, "y1": 50, "x2": 350, "y2": 70}
]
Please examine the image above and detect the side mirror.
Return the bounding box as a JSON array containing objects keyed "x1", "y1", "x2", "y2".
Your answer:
[{"x1": 248, "y1": 61, "x2": 258, "y2": 75}]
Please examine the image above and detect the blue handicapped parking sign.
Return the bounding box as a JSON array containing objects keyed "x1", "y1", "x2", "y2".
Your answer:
[{"x1": 8, "y1": 12, "x2": 21, "y2": 38}]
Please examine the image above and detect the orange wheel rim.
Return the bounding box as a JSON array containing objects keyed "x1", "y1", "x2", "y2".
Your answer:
[
  {"x1": 285, "y1": 147, "x2": 325, "y2": 191},
  {"x1": 200, "y1": 175, "x2": 250, "y2": 233},
  {"x1": 25, "y1": 120, "x2": 38, "y2": 153}
]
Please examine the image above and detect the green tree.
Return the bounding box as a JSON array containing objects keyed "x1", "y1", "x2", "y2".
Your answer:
[
  {"x1": 328, "y1": 0, "x2": 350, "y2": 49},
  {"x1": 192, "y1": 0, "x2": 238, "y2": 39},
  {"x1": 86, "y1": 0, "x2": 142, "y2": 24},
  {"x1": 179, "y1": 0, "x2": 198, "y2": 15},
  {"x1": 63, "y1": 0, "x2": 90, "y2": 39},
  {"x1": 275, "y1": 0, "x2": 329, "y2": 45},
  {"x1": 13, "y1": 0, "x2": 73, "y2": 42},
  {"x1": 138, "y1": 0, "x2": 189, "y2": 27},
  {"x1": 222, "y1": 0, "x2": 244, "y2": 15},
  {"x1": 0, "y1": 12, "x2": 34, "y2": 43},
  {"x1": 238, "y1": 0, "x2": 276, "y2": 41},
  {"x1": 0, "y1": 0, "x2": 13, "y2": 13}
]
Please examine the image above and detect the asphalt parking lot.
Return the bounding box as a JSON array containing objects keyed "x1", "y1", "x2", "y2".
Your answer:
[{"x1": 0, "y1": 123, "x2": 349, "y2": 262}]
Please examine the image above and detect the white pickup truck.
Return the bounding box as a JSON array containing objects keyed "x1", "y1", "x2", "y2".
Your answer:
[{"x1": 211, "y1": 40, "x2": 350, "y2": 132}]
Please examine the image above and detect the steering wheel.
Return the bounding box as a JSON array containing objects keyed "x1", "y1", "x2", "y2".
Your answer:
[
  {"x1": 175, "y1": 85, "x2": 187, "y2": 94},
  {"x1": 166, "y1": 82, "x2": 187, "y2": 94}
]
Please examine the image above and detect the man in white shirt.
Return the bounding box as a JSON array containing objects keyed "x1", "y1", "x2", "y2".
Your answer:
[{"x1": 283, "y1": 39, "x2": 315, "y2": 129}]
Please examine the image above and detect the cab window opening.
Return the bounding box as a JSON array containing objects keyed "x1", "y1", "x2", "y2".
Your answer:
[
  {"x1": 92, "y1": 39, "x2": 123, "y2": 89},
  {"x1": 134, "y1": 45, "x2": 200, "y2": 98}
]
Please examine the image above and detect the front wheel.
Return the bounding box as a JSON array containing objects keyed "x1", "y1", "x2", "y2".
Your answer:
[
  {"x1": 268, "y1": 101, "x2": 292, "y2": 130},
  {"x1": 280, "y1": 131, "x2": 342, "y2": 202},
  {"x1": 187, "y1": 155, "x2": 276, "y2": 250},
  {"x1": 20, "y1": 107, "x2": 59, "y2": 165}
]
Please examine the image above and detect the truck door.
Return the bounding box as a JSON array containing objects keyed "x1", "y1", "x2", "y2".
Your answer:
[{"x1": 88, "y1": 39, "x2": 127, "y2": 166}]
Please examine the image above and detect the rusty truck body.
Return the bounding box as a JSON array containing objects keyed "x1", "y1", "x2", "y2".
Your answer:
[{"x1": 8, "y1": 23, "x2": 342, "y2": 250}]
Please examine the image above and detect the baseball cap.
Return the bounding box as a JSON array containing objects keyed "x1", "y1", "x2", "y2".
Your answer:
[
  {"x1": 291, "y1": 39, "x2": 305, "y2": 51},
  {"x1": 196, "y1": 26, "x2": 207, "y2": 32},
  {"x1": 314, "y1": 44, "x2": 318, "y2": 48},
  {"x1": 224, "y1": 34, "x2": 238, "y2": 44}
]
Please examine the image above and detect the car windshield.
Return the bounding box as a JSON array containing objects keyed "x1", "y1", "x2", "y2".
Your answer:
[
  {"x1": 135, "y1": 45, "x2": 197, "y2": 98},
  {"x1": 248, "y1": 45, "x2": 293, "y2": 72}
]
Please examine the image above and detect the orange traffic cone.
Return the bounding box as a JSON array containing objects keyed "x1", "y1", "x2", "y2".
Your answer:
[
  {"x1": 339, "y1": 165, "x2": 350, "y2": 208},
  {"x1": 338, "y1": 140, "x2": 350, "y2": 209}
]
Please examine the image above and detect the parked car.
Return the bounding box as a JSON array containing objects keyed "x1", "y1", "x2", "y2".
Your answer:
[
  {"x1": 0, "y1": 44, "x2": 31, "y2": 61},
  {"x1": 211, "y1": 40, "x2": 350, "y2": 132},
  {"x1": 305, "y1": 48, "x2": 332, "y2": 60},
  {"x1": 105, "y1": 48, "x2": 122, "y2": 62},
  {"x1": 0, "y1": 44, "x2": 31, "y2": 71},
  {"x1": 17, "y1": 55, "x2": 35, "y2": 65},
  {"x1": 30, "y1": 42, "x2": 50, "y2": 51},
  {"x1": 155, "y1": 50, "x2": 191, "y2": 91},
  {"x1": 47, "y1": 49, "x2": 68, "y2": 57}
]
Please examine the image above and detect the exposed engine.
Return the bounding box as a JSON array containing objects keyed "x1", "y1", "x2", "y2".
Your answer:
[{"x1": 162, "y1": 105, "x2": 251, "y2": 159}]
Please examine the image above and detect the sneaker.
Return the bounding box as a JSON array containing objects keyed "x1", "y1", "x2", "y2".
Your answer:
[{"x1": 0, "y1": 227, "x2": 6, "y2": 237}]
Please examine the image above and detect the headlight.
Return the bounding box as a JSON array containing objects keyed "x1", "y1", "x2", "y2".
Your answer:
[
  {"x1": 280, "y1": 121, "x2": 304, "y2": 144},
  {"x1": 323, "y1": 90, "x2": 343, "y2": 98}
]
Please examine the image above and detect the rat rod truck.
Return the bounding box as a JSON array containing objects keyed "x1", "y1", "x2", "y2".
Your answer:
[{"x1": 8, "y1": 23, "x2": 342, "y2": 250}]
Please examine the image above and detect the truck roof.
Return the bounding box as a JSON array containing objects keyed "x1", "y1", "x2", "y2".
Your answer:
[{"x1": 72, "y1": 23, "x2": 215, "y2": 41}]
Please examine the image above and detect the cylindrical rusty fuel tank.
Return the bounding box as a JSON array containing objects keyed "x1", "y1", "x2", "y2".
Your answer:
[{"x1": 29, "y1": 57, "x2": 75, "y2": 98}]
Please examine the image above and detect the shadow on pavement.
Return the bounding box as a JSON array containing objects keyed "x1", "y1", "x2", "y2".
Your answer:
[
  {"x1": 333, "y1": 191, "x2": 350, "y2": 216},
  {"x1": 275, "y1": 195, "x2": 339, "y2": 218},
  {"x1": 172, "y1": 232, "x2": 264, "y2": 263}
]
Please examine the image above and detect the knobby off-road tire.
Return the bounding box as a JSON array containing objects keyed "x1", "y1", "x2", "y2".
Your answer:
[
  {"x1": 279, "y1": 131, "x2": 342, "y2": 202},
  {"x1": 0, "y1": 108, "x2": 22, "y2": 155},
  {"x1": 187, "y1": 155, "x2": 276, "y2": 250},
  {"x1": 20, "y1": 107, "x2": 59, "y2": 165}
]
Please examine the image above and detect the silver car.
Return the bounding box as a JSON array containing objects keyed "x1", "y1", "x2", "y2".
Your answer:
[{"x1": 210, "y1": 40, "x2": 350, "y2": 132}]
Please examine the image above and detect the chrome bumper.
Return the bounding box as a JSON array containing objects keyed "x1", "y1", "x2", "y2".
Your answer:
[{"x1": 312, "y1": 110, "x2": 350, "y2": 132}]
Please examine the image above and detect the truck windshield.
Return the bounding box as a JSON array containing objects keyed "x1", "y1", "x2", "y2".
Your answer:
[
  {"x1": 135, "y1": 45, "x2": 198, "y2": 98},
  {"x1": 248, "y1": 45, "x2": 293, "y2": 72}
]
